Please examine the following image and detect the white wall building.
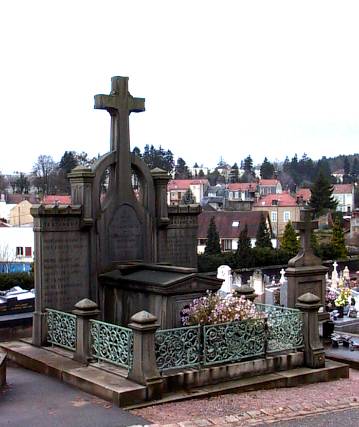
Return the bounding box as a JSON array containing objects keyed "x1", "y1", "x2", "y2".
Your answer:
[{"x1": 0, "y1": 225, "x2": 34, "y2": 263}]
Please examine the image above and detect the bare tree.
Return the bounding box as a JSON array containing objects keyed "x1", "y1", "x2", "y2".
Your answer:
[
  {"x1": 32, "y1": 155, "x2": 57, "y2": 194},
  {"x1": 0, "y1": 243, "x2": 15, "y2": 273}
]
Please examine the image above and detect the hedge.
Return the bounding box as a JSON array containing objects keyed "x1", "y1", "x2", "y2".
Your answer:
[{"x1": 0, "y1": 272, "x2": 34, "y2": 292}]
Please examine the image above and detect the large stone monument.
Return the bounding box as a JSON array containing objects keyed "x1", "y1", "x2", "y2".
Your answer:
[
  {"x1": 32, "y1": 76, "x2": 221, "y2": 344},
  {"x1": 285, "y1": 208, "x2": 329, "y2": 320}
]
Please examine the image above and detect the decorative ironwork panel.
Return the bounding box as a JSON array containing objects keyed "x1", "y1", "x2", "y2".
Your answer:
[
  {"x1": 203, "y1": 318, "x2": 266, "y2": 366},
  {"x1": 46, "y1": 309, "x2": 76, "y2": 351},
  {"x1": 256, "y1": 304, "x2": 304, "y2": 352},
  {"x1": 89, "y1": 320, "x2": 133, "y2": 369},
  {"x1": 155, "y1": 325, "x2": 201, "y2": 371}
]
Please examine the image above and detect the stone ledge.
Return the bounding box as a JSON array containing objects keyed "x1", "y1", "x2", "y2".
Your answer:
[{"x1": 0, "y1": 341, "x2": 146, "y2": 407}]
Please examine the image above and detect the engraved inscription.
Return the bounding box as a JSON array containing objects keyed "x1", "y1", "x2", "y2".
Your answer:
[
  {"x1": 109, "y1": 204, "x2": 143, "y2": 261},
  {"x1": 41, "y1": 232, "x2": 88, "y2": 311}
]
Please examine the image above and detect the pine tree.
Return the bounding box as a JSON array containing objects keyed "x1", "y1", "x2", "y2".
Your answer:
[
  {"x1": 280, "y1": 221, "x2": 300, "y2": 256},
  {"x1": 229, "y1": 163, "x2": 239, "y2": 183},
  {"x1": 260, "y1": 157, "x2": 275, "y2": 179},
  {"x1": 255, "y1": 213, "x2": 273, "y2": 248},
  {"x1": 181, "y1": 188, "x2": 195, "y2": 204},
  {"x1": 351, "y1": 157, "x2": 359, "y2": 182},
  {"x1": 204, "y1": 217, "x2": 221, "y2": 255},
  {"x1": 175, "y1": 157, "x2": 191, "y2": 179},
  {"x1": 309, "y1": 170, "x2": 338, "y2": 217},
  {"x1": 235, "y1": 223, "x2": 253, "y2": 267},
  {"x1": 331, "y1": 217, "x2": 347, "y2": 259}
]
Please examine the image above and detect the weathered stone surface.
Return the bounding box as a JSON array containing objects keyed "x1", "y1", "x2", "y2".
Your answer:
[
  {"x1": 0, "y1": 351, "x2": 6, "y2": 386},
  {"x1": 74, "y1": 298, "x2": 99, "y2": 311},
  {"x1": 297, "y1": 292, "x2": 321, "y2": 304}
]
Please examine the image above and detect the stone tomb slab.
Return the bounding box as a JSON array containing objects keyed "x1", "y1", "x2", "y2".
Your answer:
[{"x1": 98, "y1": 262, "x2": 222, "y2": 328}]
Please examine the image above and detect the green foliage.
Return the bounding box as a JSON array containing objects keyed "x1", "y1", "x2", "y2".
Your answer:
[
  {"x1": 235, "y1": 224, "x2": 254, "y2": 268},
  {"x1": 181, "y1": 188, "x2": 195, "y2": 204},
  {"x1": 229, "y1": 163, "x2": 239, "y2": 183},
  {"x1": 174, "y1": 157, "x2": 191, "y2": 179},
  {"x1": 260, "y1": 157, "x2": 275, "y2": 179},
  {"x1": 255, "y1": 213, "x2": 273, "y2": 249},
  {"x1": 138, "y1": 144, "x2": 175, "y2": 173},
  {"x1": 280, "y1": 221, "x2": 300, "y2": 256},
  {"x1": 331, "y1": 217, "x2": 347, "y2": 259},
  {"x1": 309, "y1": 169, "x2": 337, "y2": 217},
  {"x1": 0, "y1": 272, "x2": 34, "y2": 292},
  {"x1": 204, "y1": 217, "x2": 221, "y2": 255}
]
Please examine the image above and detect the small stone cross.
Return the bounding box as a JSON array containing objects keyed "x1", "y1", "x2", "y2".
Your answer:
[
  {"x1": 94, "y1": 76, "x2": 145, "y2": 194},
  {"x1": 289, "y1": 208, "x2": 321, "y2": 267},
  {"x1": 294, "y1": 209, "x2": 318, "y2": 255}
]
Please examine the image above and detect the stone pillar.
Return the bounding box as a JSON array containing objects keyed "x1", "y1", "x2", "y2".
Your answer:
[
  {"x1": 296, "y1": 292, "x2": 325, "y2": 369},
  {"x1": 72, "y1": 299, "x2": 101, "y2": 365},
  {"x1": 128, "y1": 311, "x2": 163, "y2": 400},
  {"x1": 151, "y1": 168, "x2": 171, "y2": 263},
  {"x1": 235, "y1": 284, "x2": 256, "y2": 302},
  {"x1": 0, "y1": 351, "x2": 6, "y2": 386},
  {"x1": 68, "y1": 166, "x2": 95, "y2": 227}
]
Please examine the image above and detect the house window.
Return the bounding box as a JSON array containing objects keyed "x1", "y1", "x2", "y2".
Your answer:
[
  {"x1": 16, "y1": 247, "x2": 24, "y2": 256},
  {"x1": 222, "y1": 239, "x2": 232, "y2": 251},
  {"x1": 271, "y1": 211, "x2": 277, "y2": 222},
  {"x1": 232, "y1": 221, "x2": 240, "y2": 227},
  {"x1": 198, "y1": 239, "x2": 207, "y2": 246},
  {"x1": 283, "y1": 211, "x2": 291, "y2": 222},
  {"x1": 25, "y1": 247, "x2": 32, "y2": 257}
]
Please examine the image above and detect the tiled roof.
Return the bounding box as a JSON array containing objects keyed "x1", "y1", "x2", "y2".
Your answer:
[
  {"x1": 168, "y1": 179, "x2": 209, "y2": 191},
  {"x1": 198, "y1": 211, "x2": 270, "y2": 239},
  {"x1": 333, "y1": 184, "x2": 354, "y2": 194},
  {"x1": 254, "y1": 192, "x2": 297, "y2": 207},
  {"x1": 296, "y1": 188, "x2": 311, "y2": 202},
  {"x1": 259, "y1": 179, "x2": 279, "y2": 186},
  {"x1": 42, "y1": 195, "x2": 72, "y2": 204},
  {"x1": 227, "y1": 183, "x2": 257, "y2": 192}
]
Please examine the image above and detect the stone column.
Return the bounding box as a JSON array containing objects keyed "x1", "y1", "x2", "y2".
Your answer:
[
  {"x1": 151, "y1": 168, "x2": 170, "y2": 263},
  {"x1": 296, "y1": 292, "x2": 325, "y2": 369},
  {"x1": 68, "y1": 166, "x2": 95, "y2": 227},
  {"x1": 72, "y1": 299, "x2": 101, "y2": 365},
  {"x1": 128, "y1": 311, "x2": 163, "y2": 400}
]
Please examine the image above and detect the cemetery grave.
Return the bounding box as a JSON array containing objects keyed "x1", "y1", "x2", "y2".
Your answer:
[{"x1": 0, "y1": 76, "x2": 349, "y2": 406}]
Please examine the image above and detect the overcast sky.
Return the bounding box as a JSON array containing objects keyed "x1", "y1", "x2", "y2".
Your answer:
[{"x1": 1, "y1": 0, "x2": 359, "y2": 174}]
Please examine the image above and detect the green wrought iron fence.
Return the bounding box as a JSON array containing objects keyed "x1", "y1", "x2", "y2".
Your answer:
[
  {"x1": 155, "y1": 325, "x2": 201, "y2": 371},
  {"x1": 89, "y1": 319, "x2": 133, "y2": 370},
  {"x1": 155, "y1": 305, "x2": 304, "y2": 371},
  {"x1": 203, "y1": 318, "x2": 266, "y2": 366},
  {"x1": 46, "y1": 308, "x2": 77, "y2": 351},
  {"x1": 255, "y1": 304, "x2": 304, "y2": 353}
]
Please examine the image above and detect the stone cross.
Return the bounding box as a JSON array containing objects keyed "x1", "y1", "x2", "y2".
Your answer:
[
  {"x1": 288, "y1": 208, "x2": 321, "y2": 267},
  {"x1": 279, "y1": 268, "x2": 286, "y2": 284},
  {"x1": 94, "y1": 76, "x2": 145, "y2": 197}
]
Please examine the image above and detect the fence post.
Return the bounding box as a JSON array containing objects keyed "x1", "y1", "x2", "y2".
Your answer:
[
  {"x1": 128, "y1": 310, "x2": 163, "y2": 400},
  {"x1": 296, "y1": 292, "x2": 325, "y2": 368},
  {"x1": 72, "y1": 299, "x2": 101, "y2": 364}
]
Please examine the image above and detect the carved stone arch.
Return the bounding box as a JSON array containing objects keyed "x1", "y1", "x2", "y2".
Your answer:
[
  {"x1": 131, "y1": 153, "x2": 156, "y2": 216},
  {"x1": 91, "y1": 151, "x2": 116, "y2": 218}
]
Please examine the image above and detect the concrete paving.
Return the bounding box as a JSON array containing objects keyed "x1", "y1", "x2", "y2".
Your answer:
[
  {"x1": 0, "y1": 365, "x2": 148, "y2": 427},
  {"x1": 261, "y1": 408, "x2": 359, "y2": 426}
]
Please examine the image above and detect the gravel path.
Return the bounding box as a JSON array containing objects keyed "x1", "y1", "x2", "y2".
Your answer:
[{"x1": 131, "y1": 369, "x2": 359, "y2": 424}]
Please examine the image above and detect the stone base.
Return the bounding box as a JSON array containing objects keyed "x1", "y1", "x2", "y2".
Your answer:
[
  {"x1": 0, "y1": 351, "x2": 6, "y2": 386},
  {"x1": 0, "y1": 340, "x2": 349, "y2": 408}
]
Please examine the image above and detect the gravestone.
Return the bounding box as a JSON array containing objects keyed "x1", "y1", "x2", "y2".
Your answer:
[
  {"x1": 285, "y1": 208, "x2": 328, "y2": 320},
  {"x1": 32, "y1": 76, "x2": 221, "y2": 343},
  {"x1": 331, "y1": 261, "x2": 338, "y2": 288},
  {"x1": 252, "y1": 269, "x2": 264, "y2": 303},
  {"x1": 217, "y1": 265, "x2": 233, "y2": 294}
]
